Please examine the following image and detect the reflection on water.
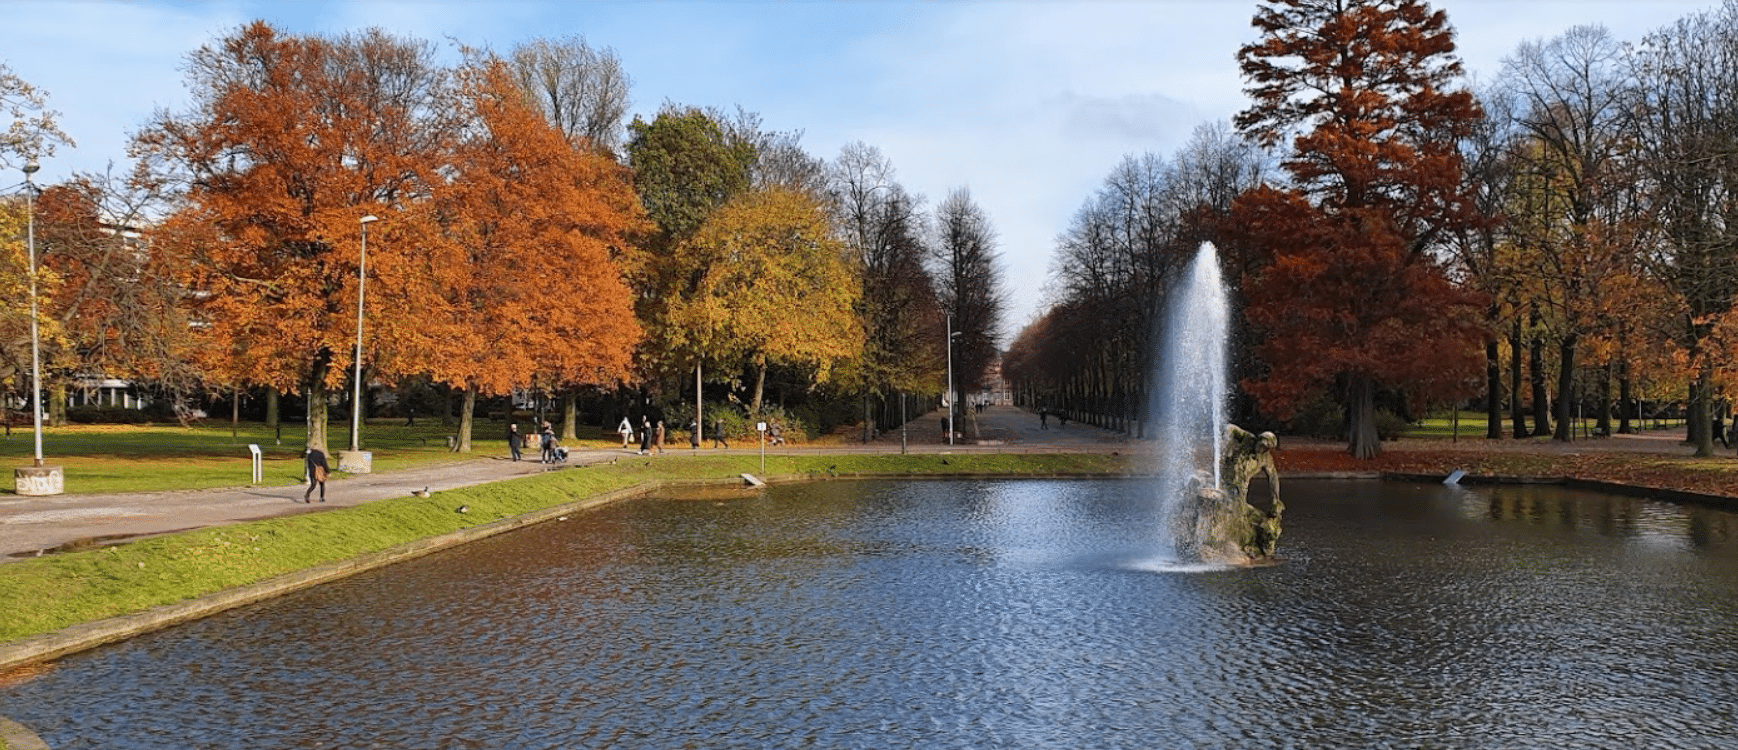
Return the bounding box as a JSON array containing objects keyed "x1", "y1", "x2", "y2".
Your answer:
[{"x1": 3, "y1": 479, "x2": 1736, "y2": 749}]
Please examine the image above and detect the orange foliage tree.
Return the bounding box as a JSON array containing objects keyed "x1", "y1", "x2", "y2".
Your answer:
[
  {"x1": 1233, "y1": 0, "x2": 1487, "y2": 458},
  {"x1": 134, "y1": 22, "x2": 466, "y2": 453},
  {"x1": 432, "y1": 59, "x2": 645, "y2": 450}
]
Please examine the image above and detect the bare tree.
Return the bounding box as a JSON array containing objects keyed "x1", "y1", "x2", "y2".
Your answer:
[
  {"x1": 828, "y1": 142, "x2": 942, "y2": 438},
  {"x1": 1, "y1": 62, "x2": 72, "y2": 167},
  {"x1": 508, "y1": 35, "x2": 632, "y2": 154},
  {"x1": 932, "y1": 187, "x2": 1005, "y2": 432}
]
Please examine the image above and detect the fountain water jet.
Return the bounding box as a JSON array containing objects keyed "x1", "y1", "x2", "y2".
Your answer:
[{"x1": 1148, "y1": 243, "x2": 1281, "y2": 564}]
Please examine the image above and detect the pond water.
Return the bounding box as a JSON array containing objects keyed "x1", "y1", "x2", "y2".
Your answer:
[{"x1": 3, "y1": 478, "x2": 1736, "y2": 749}]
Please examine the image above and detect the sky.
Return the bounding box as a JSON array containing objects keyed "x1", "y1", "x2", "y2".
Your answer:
[{"x1": 3, "y1": 0, "x2": 1719, "y2": 342}]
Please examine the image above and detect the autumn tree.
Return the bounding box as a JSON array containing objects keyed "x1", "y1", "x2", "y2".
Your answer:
[
  {"x1": 507, "y1": 35, "x2": 632, "y2": 154},
  {"x1": 0, "y1": 195, "x2": 66, "y2": 419},
  {"x1": 135, "y1": 22, "x2": 467, "y2": 453},
  {"x1": 657, "y1": 186, "x2": 863, "y2": 416},
  {"x1": 33, "y1": 171, "x2": 202, "y2": 415},
  {"x1": 1234, "y1": 0, "x2": 1487, "y2": 458},
  {"x1": 432, "y1": 59, "x2": 646, "y2": 450},
  {"x1": 1497, "y1": 24, "x2": 1650, "y2": 443},
  {"x1": 1630, "y1": 3, "x2": 1738, "y2": 456}
]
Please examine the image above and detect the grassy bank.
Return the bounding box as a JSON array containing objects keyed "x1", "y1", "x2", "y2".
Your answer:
[{"x1": 0, "y1": 452, "x2": 1128, "y2": 647}]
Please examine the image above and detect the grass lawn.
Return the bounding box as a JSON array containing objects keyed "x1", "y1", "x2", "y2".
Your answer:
[
  {"x1": 0, "y1": 419, "x2": 635, "y2": 495},
  {"x1": 1406, "y1": 411, "x2": 1686, "y2": 441}
]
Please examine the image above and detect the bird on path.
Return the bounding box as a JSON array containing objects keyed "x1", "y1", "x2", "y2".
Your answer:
[{"x1": 412, "y1": 486, "x2": 431, "y2": 498}]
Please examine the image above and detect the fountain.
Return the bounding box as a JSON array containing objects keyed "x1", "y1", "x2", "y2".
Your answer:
[{"x1": 1148, "y1": 242, "x2": 1282, "y2": 564}]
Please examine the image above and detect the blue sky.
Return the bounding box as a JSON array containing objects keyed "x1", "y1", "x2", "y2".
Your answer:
[{"x1": 4, "y1": 0, "x2": 1716, "y2": 339}]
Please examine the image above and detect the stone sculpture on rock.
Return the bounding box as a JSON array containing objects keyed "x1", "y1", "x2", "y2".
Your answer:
[{"x1": 1177, "y1": 424, "x2": 1283, "y2": 564}]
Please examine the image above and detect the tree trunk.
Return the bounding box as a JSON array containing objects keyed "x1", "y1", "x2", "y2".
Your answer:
[
  {"x1": 1553, "y1": 335, "x2": 1576, "y2": 442},
  {"x1": 306, "y1": 382, "x2": 330, "y2": 454},
  {"x1": 458, "y1": 383, "x2": 478, "y2": 453},
  {"x1": 751, "y1": 357, "x2": 767, "y2": 416},
  {"x1": 440, "y1": 384, "x2": 455, "y2": 427},
  {"x1": 1509, "y1": 318, "x2": 1526, "y2": 439},
  {"x1": 561, "y1": 390, "x2": 578, "y2": 441},
  {"x1": 1485, "y1": 336, "x2": 1503, "y2": 439},
  {"x1": 1617, "y1": 359, "x2": 1634, "y2": 434},
  {"x1": 1528, "y1": 329, "x2": 1551, "y2": 437},
  {"x1": 49, "y1": 382, "x2": 66, "y2": 427},
  {"x1": 1346, "y1": 374, "x2": 1381, "y2": 460},
  {"x1": 1595, "y1": 360, "x2": 1612, "y2": 437},
  {"x1": 1690, "y1": 370, "x2": 1714, "y2": 457},
  {"x1": 265, "y1": 386, "x2": 280, "y2": 428}
]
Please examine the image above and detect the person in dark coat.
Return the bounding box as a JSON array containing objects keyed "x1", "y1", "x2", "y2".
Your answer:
[
  {"x1": 639, "y1": 415, "x2": 653, "y2": 455},
  {"x1": 539, "y1": 421, "x2": 556, "y2": 463},
  {"x1": 303, "y1": 447, "x2": 330, "y2": 503},
  {"x1": 687, "y1": 418, "x2": 701, "y2": 450},
  {"x1": 506, "y1": 423, "x2": 523, "y2": 462},
  {"x1": 712, "y1": 418, "x2": 729, "y2": 449}
]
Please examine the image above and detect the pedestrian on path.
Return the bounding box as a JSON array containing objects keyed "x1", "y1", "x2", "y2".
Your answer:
[
  {"x1": 539, "y1": 421, "x2": 556, "y2": 463},
  {"x1": 506, "y1": 423, "x2": 523, "y2": 462},
  {"x1": 654, "y1": 419, "x2": 667, "y2": 454},
  {"x1": 617, "y1": 416, "x2": 633, "y2": 449},
  {"x1": 687, "y1": 418, "x2": 701, "y2": 450},
  {"x1": 1039, "y1": 408, "x2": 1048, "y2": 430},
  {"x1": 713, "y1": 418, "x2": 729, "y2": 449},
  {"x1": 303, "y1": 447, "x2": 329, "y2": 503},
  {"x1": 639, "y1": 416, "x2": 653, "y2": 455}
]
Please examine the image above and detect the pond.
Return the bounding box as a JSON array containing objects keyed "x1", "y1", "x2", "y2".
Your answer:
[{"x1": 2, "y1": 478, "x2": 1735, "y2": 749}]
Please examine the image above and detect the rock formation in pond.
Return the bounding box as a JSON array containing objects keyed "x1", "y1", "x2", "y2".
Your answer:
[{"x1": 1177, "y1": 424, "x2": 1283, "y2": 564}]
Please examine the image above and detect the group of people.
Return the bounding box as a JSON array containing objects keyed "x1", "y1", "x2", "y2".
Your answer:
[
  {"x1": 505, "y1": 421, "x2": 566, "y2": 463},
  {"x1": 615, "y1": 415, "x2": 744, "y2": 453}
]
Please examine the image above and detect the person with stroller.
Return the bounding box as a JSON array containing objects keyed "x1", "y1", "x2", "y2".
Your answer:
[{"x1": 539, "y1": 421, "x2": 556, "y2": 463}]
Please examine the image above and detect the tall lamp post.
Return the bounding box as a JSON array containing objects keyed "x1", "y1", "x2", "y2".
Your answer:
[
  {"x1": 345, "y1": 214, "x2": 379, "y2": 473},
  {"x1": 945, "y1": 313, "x2": 956, "y2": 446},
  {"x1": 13, "y1": 159, "x2": 63, "y2": 495}
]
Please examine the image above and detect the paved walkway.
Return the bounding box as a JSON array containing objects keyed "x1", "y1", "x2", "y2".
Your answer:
[{"x1": 0, "y1": 406, "x2": 1708, "y2": 561}]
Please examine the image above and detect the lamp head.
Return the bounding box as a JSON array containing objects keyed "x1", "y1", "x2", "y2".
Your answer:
[{"x1": 22, "y1": 159, "x2": 39, "y2": 179}]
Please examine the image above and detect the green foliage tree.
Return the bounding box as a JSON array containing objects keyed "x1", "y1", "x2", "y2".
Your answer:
[{"x1": 658, "y1": 187, "x2": 863, "y2": 415}]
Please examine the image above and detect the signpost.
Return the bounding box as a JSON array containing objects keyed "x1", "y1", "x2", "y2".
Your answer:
[{"x1": 757, "y1": 421, "x2": 767, "y2": 472}]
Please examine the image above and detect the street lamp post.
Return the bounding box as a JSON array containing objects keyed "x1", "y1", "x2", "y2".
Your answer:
[
  {"x1": 13, "y1": 159, "x2": 63, "y2": 495},
  {"x1": 345, "y1": 214, "x2": 378, "y2": 472},
  {"x1": 945, "y1": 314, "x2": 955, "y2": 446}
]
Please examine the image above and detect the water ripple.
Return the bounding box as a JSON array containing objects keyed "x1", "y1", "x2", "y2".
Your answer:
[{"x1": 3, "y1": 479, "x2": 1735, "y2": 749}]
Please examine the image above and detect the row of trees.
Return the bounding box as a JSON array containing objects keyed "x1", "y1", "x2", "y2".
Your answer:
[
  {"x1": 2, "y1": 22, "x2": 1008, "y2": 453},
  {"x1": 1010, "y1": 0, "x2": 1738, "y2": 459}
]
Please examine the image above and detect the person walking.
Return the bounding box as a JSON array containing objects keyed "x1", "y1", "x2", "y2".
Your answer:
[
  {"x1": 639, "y1": 416, "x2": 653, "y2": 455},
  {"x1": 712, "y1": 418, "x2": 729, "y2": 449},
  {"x1": 539, "y1": 421, "x2": 556, "y2": 463},
  {"x1": 687, "y1": 418, "x2": 701, "y2": 450},
  {"x1": 1039, "y1": 408, "x2": 1048, "y2": 430},
  {"x1": 303, "y1": 446, "x2": 330, "y2": 503},
  {"x1": 617, "y1": 416, "x2": 633, "y2": 449},
  {"x1": 506, "y1": 423, "x2": 523, "y2": 462},
  {"x1": 654, "y1": 419, "x2": 667, "y2": 455}
]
